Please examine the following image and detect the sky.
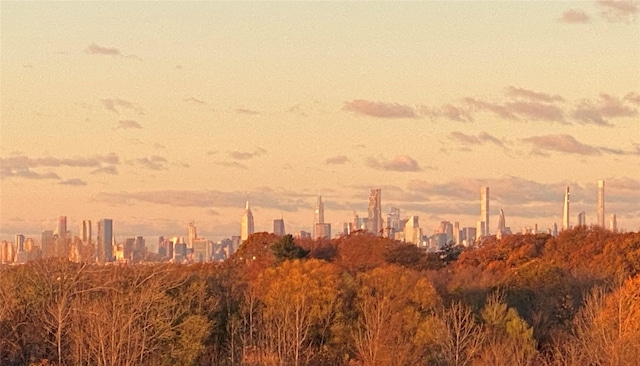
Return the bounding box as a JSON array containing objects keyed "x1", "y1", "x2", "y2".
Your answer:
[{"x1": 1, "y1": 1, "x2": 639, "y2": 243}]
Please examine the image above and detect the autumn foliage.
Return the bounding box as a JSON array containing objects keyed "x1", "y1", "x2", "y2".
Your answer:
[{"x1": 1, "y1": 227, "x2": 639, "y2": 365}]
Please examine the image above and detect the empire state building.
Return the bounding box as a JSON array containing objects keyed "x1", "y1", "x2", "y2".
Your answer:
[{"x1": 241, "y1": 201, "x2": 255, "y2": 241}]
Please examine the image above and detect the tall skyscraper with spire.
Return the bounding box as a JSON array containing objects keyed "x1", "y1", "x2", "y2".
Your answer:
[
  {"x1": 241, "y1": 201, "x2": 254, "y2": 241},
  {"x1": 562, "y1": 186, "x2": 570, "y2": 231},
  {"x1": 497, "y1": 209, "x2": 506, "y2": 236},
  {"x1": 480, "y1": 187, "x2": 490, "y2": 237},
  {"x1": 597, "y1": 180, "x2": 605, "y2": 227},
  {"x1": 313, "y1": 195, "x2": 324, "y2": 238},
  {"x1": 367, "y1": 189, "x2": 382, "y2": 236}
]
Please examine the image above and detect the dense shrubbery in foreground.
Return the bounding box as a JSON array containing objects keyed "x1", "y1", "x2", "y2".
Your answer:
[{"x1": 1, "y1": 226, "x2": 639, "y2": 366}]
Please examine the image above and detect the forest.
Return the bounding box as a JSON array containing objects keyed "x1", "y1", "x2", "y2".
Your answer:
[{"x1": 1, "y1": 226, "x2": 639, "y2": 366}]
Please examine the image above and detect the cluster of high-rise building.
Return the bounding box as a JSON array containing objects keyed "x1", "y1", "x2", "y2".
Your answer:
[
  {"x1": 559, "y1": 179, "x2": 616, "y2": 233},
  {"x1": 0, "y1": 217, "x2": 239, "y2": 265},
  {"x1": 247, "y1": 180, "x2": 618, "y2": 252},
  {"x1": 0, "y1": 179, "x2": 624, "y2": 265}
]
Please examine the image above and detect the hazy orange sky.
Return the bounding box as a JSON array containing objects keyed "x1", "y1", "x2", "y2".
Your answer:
[{"x1": 1, "y1": 1, "x2": 639, "y2": 242}]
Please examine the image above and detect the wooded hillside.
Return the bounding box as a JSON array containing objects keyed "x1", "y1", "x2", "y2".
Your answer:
[{"x1": 1, "y1": 227, "x2": 639, "y2": 366}]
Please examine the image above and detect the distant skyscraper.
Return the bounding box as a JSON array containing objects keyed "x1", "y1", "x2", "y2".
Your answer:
[
  {"x1": 273, "y1": 218, "x2": 285, "y2": 236},
  {"x1": 577, "y1": 211, "x2": 586, "y2": 227},
  {"x1": 343, "y1": 222, "x2": 354, "y2": 236},
  {"x1": 463, "y1": 227, "x2": 477, "y2": 247},
  {"x1": 41, "y1": 230, "x2": 54, "y2": 257},
  {"x1": 15, "y1": 234, "x2": 25, "y2": 252},
  {"x1": 57, "y1": 216, "x2": 67, "y2": 237},
  {"x1": 597, "y1": 180, "x2": 605, "y2": 227},
  {"x1": 562, "y1": 186, "x2": 570, "y2": 231},
  {"x1": 315, "y1": 223, "x2": 331, "y2": 239},
  {"x1": 497, "y1": 209, "x2": 506, "y2": 236},
  {"x1": 476, "y1": 221, "x2": 485, "y2": 241},
  {"x1": 241, "y1": 201, "x2": 254, "y2": 241},
  {"x1": 480, "y1": 187, "x2": 490, "y2": 237},
  {"x1": 439, "y1": 221, "x2": 454, "y2": 242},
  {"x1": 610, "y1": 214, "x2": 617, "y2": 233},
  {"x1": 454, "y1": 221, "x2": 460, "y2": 245},
  {"x1": 97, "y1": 219, "x2": 114, "y2": 262},
  {"x1": 79, "y1": 220, "x2": 91, "y2": 243},
  {"x1": 404, "y1": 216, "x2": 421, "y2": 245},
  {"x1": 367, "y1": 189, "x2": 382, "y2": 235},
  {"x1": 188, "y1": 221, "x2": 197, "y2": 247},
  {"x1": 552, "y1": 223, "x2": 558, "y2": 237},
  {"x1": 313, "y1": 196, "x2": 324, "y2": 238},
  {"x1": 386, "y1": 207, "x2": 400, "y2": 238},
  {"x1": 387, "y1": 207, "x2": 402, "y2": 232},
  {"x1": 192, "y1": 238, "x2": 210, "y2": 263}
]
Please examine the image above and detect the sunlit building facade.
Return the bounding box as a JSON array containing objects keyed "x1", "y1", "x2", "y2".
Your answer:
[
  {"x1": 367, "y1": 189, "x2": 382, "y2": 236},
  {"x1": 562, "y1": 186, "x2": 570, "y2": 231},
  {"x1": 273, "y1": 218, "x2": 285, "y2": 236},
  {"x1": 597, "y1": 180, "x2": 605, "y2": 227},
  {"x1": 480, "y1": 186, "x2": 489, "y2": 237},
  {"x1": 241, "y1": 201, "x2": 254, "y2": 241}
]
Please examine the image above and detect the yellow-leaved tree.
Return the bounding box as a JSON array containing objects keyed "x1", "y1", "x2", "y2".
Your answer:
[
  {"x1": 257, "y1": 259, "x2": 340, "y2": 366},
  {"x1": 352, "y1": 264, "x2": 441, "y2": 366}
]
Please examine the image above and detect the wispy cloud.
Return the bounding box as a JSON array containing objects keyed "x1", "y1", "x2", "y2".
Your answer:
[
  {"x1": 559, "y1": 9, "x2": 591, "y2": 23},
  {"x1": 91, "y1": 166, "x2": 118, "y2": 175},
  {"x1": 1, "y1": 153, "x2": 119, "y2": 180},
  {"x1": 134, "y1": 156, "x2": 168, "y2": 170},
  {"x1": 422, "y1": 104, "x2": 473, "y2": 122},
  {"x1": 95, "y1": 187, "x2": 313, "y2": 212},
  {"x1": 235, "y1": 108, "x2": 261, "y2": 115},
  {"x1": 572, "y1": 93, "x2": 637, "y2": 126},
  {"x1": 505, "y1": 101, "x2": 566, "y2": 122},
  {"x1": 505, "y1": 86, "x2": 565, "y2": 103},
  {"x1": 184, "y1": 97, "x2": 206, "y2": 104},
  {"x1": 60, "y1": 178, "x2": 87, "y2": 186},
  {"x1": 85, "y1": 43, "x2": 141, "y2": 60},
  {"x1": 522, "y1": 134, "x2": 601, "y2": 155},
  {"x1": 100, "y1": 98, "x2": 144, "y2": 115},
  {"x1": 464, "y1": 98, "x2": 518, "y2": 120},
  {"x1": 85, "y1": 43, "x2": 121, "y2": 56},
  {"x1": 448, "y1": 131, "x2": 505, "y2": 147},
  {"x1": 228, "y1": 147, "x2": 267, "y2": 160},
  {"x1": 343, "y1": 99, "x2": 416, "y2": 119},
  {"x1": 624, "y1": 92, "x2": 640, "y2": 106},
  {"x1": 624, "y1": 92, "x2": 640, "y2": 105},
  {"x1": 115, "y1": 120, "x2": 143, "y2": 130},
  {"x1": 597, "y1": 0, "x2": 639, "y2": 22},
  {"x1": 325, "y1": 155, "x2": 349, "y2": 165},
  {"x1": 366, "y1": 155, "x2": 422, "y2": 172},
  {"x1": 1, "y1": 153, "x2": 119, "y2": 168},
  {"x1": 449, "y1": 131, "x2": 482, "y2": 145},
  {"x1": 464, "y1": 98, "x2": 565, "y2": 122},
  {"x1": 0, "y1": 166, "x2": 60, "y2": 180}
]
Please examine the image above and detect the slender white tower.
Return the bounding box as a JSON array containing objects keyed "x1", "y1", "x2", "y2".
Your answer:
[
  {"x1": 480, "y1": 187, "x2": 490, "y2": 237},
  {"x1": 241, "y1": 201, "x2": 254, "y2": 241},
  {"x1": 562, "y1": 186, "x2": 570, "y2": 231},
  {"x1": 313, "y1": 195, "x2": 324, "y2": 238},
  {"x1": 597, "y1": 180, "x2": 605, "y2": 227}
]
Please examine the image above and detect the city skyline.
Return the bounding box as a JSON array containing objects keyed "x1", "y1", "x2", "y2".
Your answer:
[
  {"x1": 1, "y1": 2, "x2": 639, "y2": 241},
  {"x1": 4, "y1": 179, "x2": 629, "y2": 247}
]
